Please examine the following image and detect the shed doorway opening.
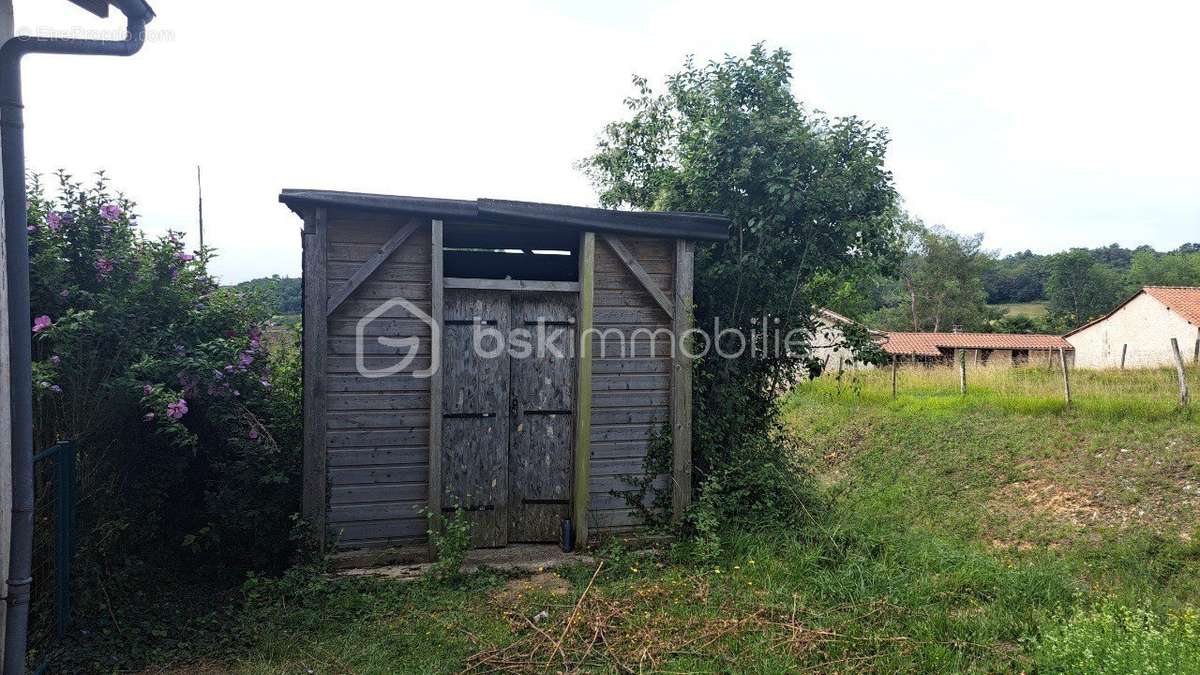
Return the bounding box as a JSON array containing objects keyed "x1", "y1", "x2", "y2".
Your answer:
[{"x1": 443, "y1": 223, "x2": 578, "y2": 282}]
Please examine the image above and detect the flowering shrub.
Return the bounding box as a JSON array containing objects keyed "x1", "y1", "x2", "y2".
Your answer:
[{"x1": 27, "y1": 171, "x2": 303, "y2": 571}]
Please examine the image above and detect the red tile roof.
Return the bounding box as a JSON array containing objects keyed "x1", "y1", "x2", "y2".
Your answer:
[
  {"x1": 1063, "y1": 286, "x2": 1200, "y2": 337},
  {"x1": 881, "y1": 331, "x2": 1073, "y2": 357},
  {"x1": 1143, "y1": 287, "x2": 1200, "y2": 326}
]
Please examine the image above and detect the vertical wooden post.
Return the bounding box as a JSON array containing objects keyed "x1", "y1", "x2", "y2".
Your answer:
[
  {"x1": 1120, "y1": 343, "x2": 1127, "y2": 370},
  {"x1": 958, "y1": 349, "x2": 967, "y2": 395},
  {"x1": 1058, "y1": 347, "x2": 1072, "y2": 406},
  {"x1": 427, "y1": 220, "x2": 444, "y2": 524},
  {"x1": 1193, "y1": 333, "x2": 1199, "y2": 364},
  {"x1": 1170, "y1": 338, "x2": 1189, "y2": 406},
  {"x1": 671, "y1": 239, "x2": 694, "y2": 522},
  {"x1": 891, "y1": 357, "x2": 898, "y2": 399},
  {"x1": 572, "y1": 232, "x2": 595, "y2": 549},
  {"x1": 301, "y1": 207, "x2": 329, "y2": 550}
]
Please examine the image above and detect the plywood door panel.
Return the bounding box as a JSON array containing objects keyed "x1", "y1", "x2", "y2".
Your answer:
[
  {"x1": 441, "y1": 290, "x2": 510, "y2": 547},
  {"x1": 507, "y1": 293, "x2": 576, "y2": 542}
]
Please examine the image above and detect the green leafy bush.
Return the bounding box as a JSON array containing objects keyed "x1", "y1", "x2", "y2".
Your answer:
[
  {"x1": 1033, "y1": 601, "x2": 1200, "y2": 673},
  {"x1": 27, "y1": 171, "x2": 303, "y2": 572},
  {"x1": 582, "y1": 45, "x2": 898, "y2": 535},
  {"x1": 425, "y1": 506, "x2": 472, "y2": 582}
]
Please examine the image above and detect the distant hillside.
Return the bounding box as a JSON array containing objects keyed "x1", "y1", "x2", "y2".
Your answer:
[
  {"x1": 984, "y1": 242, "x2": 1200, "y2": 305},
  {"x1": 232, "y1": 276, "x2": 301, "y2": 315},
  {"x1": 836, "y1": 234, "x2": 1200, "y2": 336}
]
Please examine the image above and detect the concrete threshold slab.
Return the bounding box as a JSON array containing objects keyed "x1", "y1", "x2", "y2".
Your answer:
[{"x1": 340, "y1": 544, "x2": 595, "y2": 581}]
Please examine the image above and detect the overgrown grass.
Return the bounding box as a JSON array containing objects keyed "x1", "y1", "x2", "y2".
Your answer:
[
  {"x1": 221, "y1": 531, "x2": 1077, "y2": 673},
  {"x1": 130, "y1": 365, "x2": 1199, "y2": 673},
  {"x1": 1032, "y1": 600, "x2": 1200, "y2": 673},
  {"x1": 833, "y1": 361, "x2": 1199, "y2": 422}
]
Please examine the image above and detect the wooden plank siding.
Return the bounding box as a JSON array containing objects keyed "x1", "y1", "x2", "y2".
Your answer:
[
  {"x1": 283, "y1": 191, "x2": 728, "y2": 555},
  {"x1": 322, "y1": 211, "x2": 432, "y2": 550},
  {"x1": 588, "y1": 236, "x2": 675, "y2": 533},
  {"x1": 311, "y1": 211, "x2": 691, "y2": 549}
]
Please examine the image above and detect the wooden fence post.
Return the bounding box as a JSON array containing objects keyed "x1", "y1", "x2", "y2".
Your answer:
[
  {"x1": 1170, "y1": 338, "x2": 1189, "y2": 406},
  {"x1": 1193, "y1": 336, "x2": 1198, "y2": 365},
  {"x1": 958, "y1": 349, "x2": 967, "y2": 395},
  {"x1": 1058, "y1": 347, "x2": 1072, "y2": 406},
  {"x1": 1120, "y1": 343, "x2": 1127, "y2": 370},
  {"x1": 891, "y1": 357, "x2": 898, "y2": 399}
]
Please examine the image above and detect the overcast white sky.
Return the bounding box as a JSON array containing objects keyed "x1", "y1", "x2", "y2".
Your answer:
[{"x1": 12, "y1": 0, "x2": 1200, "y2": 283}]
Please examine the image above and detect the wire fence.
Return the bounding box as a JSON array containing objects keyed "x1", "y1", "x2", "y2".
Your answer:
[
  {"x1": 815, "y1": 343, "x2": 1200, "y2": 412},
  {"x1": 28, "y1": 440, "x2": 75, "y2": 674}
]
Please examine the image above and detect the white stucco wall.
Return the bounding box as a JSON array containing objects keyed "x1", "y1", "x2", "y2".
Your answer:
[
  {"x1": 809, "y1": 318, "x2": 875, "y2": 374},
  {"x1": 1066, "y1": 293, "x2": 1200, "y2": 368}
]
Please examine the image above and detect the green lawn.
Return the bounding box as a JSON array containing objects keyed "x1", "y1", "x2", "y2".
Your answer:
[{"x1": 139, "y1": 367, "x2": 1200, "y2": 673}]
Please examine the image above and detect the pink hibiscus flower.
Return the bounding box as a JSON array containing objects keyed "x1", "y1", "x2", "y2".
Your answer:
[
  {"x1": 32, "y1": 315, "x2": 52, "y2": 333},
  {"x1": 99, "y1": 203, "x2": 122, "y2": 221},
  {"x1": 166, "y1": 399, "x2": 189, "y2": 420}
]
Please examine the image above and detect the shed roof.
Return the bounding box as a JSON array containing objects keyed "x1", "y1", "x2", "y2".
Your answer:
[
  {"x1": 278, "y1": 189, "x2": 731, "y2": 241},
  {"x1": 881, "y1": 331, "x2": 1073, "y2": 357},
  {"x1": 1063, "y1": 286, "x2": 1200, "y2": 337}
]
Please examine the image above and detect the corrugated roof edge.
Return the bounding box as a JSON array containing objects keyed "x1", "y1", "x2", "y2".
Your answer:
[{"x1": 278, "y1": 189, "x2": 730, "y2": 241}]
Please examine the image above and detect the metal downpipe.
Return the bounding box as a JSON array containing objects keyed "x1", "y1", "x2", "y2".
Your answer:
[{"x1": 0, "y1": 6, "x2": 151, "y2": 671}]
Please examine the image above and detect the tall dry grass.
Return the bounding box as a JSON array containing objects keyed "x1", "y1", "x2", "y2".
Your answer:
[{"x1": 800, "y1": 361, "x2": 1200, "y2": 421}]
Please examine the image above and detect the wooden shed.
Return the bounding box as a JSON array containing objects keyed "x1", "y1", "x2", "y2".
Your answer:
[{"x1": 279, "y1": 190, "x2": 729, "y2": 553}]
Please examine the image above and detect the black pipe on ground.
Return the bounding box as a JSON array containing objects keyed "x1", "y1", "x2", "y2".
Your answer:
[{"x1": 0, "y1": 2, "x2": 153, "y2": 671}]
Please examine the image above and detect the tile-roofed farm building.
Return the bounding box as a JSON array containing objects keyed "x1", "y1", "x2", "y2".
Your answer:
[
  {"x1": 1065, "y1": 287, "x2": 1200, "y2": 368},
  {"x1": 881, "y1": 331, "x2": 1073, "y2": 366}
]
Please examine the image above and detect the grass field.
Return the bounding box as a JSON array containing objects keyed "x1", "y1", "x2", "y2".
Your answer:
[
  {"x1": 991, "y1": 301, "x2": 1049, "y2": 318},
  {"x1": 142, "y1": 366, "x2": 1200, "y2": 673}
]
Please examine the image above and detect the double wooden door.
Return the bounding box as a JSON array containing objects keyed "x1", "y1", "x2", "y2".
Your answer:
[{"x1": 440, "y1": 290, "x2": 576, "y2": 546}]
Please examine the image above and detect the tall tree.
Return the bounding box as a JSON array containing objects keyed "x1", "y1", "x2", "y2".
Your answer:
[
  {"x1": 582, "y1": 45, "x2": 899, "y2": 518},
  {"x1": 1044, "y1": 250, "x2": 1127, "y2": 329},
  {"x1": 876, "y1": 220, "x2": 995, "y2": 332},
  {"x1": 982, "y1": 249, "x2": 1048, "y2": 304},
  {"x1": 1128, "y1": 249, "x2": 1200, "y2": 287}
]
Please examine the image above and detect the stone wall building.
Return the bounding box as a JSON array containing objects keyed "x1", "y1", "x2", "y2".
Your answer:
[{"x1": 1065, "y1": 287, "x2": 1200, "y2": 369}]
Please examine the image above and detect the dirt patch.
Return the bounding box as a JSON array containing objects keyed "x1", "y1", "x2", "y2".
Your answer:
[
  {"x1": 989, "y1": 539, "x2": 1036, "y2": 551},
  {"x1": 996, "y1": 478, "x2": 1106, "y2": 528},
  {"x1": 492, "y1": 572, "x2": 573, "y2": 604}
]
